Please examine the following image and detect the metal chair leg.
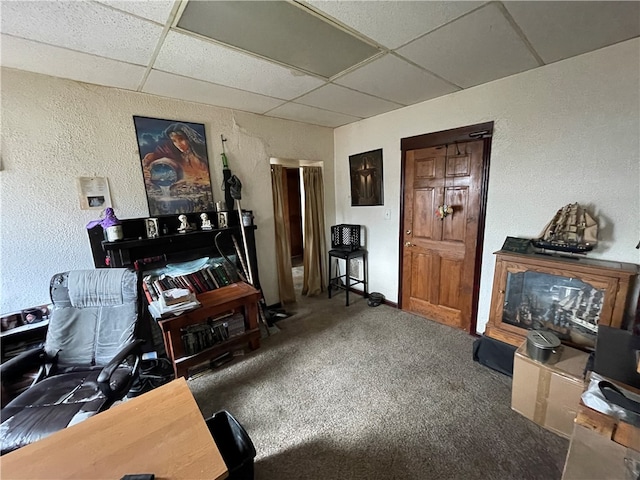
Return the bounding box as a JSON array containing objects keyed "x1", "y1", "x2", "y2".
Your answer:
[
  {"x1": 364, "y1": 252, "x2": 368, "y2": 298},
  {"x1": 345, "y1": 255, "x2": 350, "y2": 306},
  {"x1": 327, "y1": 253, "x2": 332, "y2": 298}
]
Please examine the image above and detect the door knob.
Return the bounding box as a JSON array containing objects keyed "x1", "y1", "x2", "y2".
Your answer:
[
  {"x1": 406, "y1": 229, "x2": 412, "y2": 235},
  {"x1": 404, "y1": 242, "x2": 413, "y2": 247}
]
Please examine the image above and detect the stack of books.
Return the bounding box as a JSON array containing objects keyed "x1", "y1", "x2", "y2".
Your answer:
[
  {"x1": 141, "y1": 261, "x2": 237, "y2": 305},
  {"x1": 147, "y1": 288, "x2": 200, "y2": 319},
  {"x1": 180, "y1": 312, "x2": 246, "y2": 356},
  {"x1": 225, "y1": 312, "x2": 246, "y2": 338}
]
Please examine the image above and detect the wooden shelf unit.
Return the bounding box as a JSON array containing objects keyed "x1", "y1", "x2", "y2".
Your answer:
[
  {"x1": 86, "y1": 213, "x2": 262, "y2": 358},
  {"x1": 485, "y1": 250, "x2": 638, "y2": 348},
  {"x1": 158, "y1": 282, "x2": 261, "y2": 379}
]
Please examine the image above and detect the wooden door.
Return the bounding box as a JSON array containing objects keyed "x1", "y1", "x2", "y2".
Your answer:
[{"x1": 401, "y1": 140, "x2": 484, "y2": 331}]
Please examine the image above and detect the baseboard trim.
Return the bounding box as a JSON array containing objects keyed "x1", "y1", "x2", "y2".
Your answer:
[
  {"x1": 383, "y1": 299, "x2": 399, "y2": 308},
  {"x1": 344, "y1": 288, "x2": 398, "y2": 308},
  {"x1": 280, "y1": 287, "x2": 400, "y2": 309}
]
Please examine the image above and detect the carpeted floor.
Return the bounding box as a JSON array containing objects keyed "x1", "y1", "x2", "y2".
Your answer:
[{"x1": 188, "y1": 282, "x2": 569, "y2": 480}]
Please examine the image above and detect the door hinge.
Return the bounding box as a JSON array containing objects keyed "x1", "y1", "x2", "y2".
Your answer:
[{"x1": 469, "y1": 130, "x2": 491, "y2": 139}]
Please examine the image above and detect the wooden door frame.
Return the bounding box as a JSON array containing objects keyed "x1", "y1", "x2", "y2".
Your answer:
[{"x1": 398, "y1": 121, "x2": 494, "y2": 335}]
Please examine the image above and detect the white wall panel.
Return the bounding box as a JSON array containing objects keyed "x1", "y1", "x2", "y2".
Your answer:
[
  {"x1": 333, "y1": 39, "x2": 640, "y2": 333},
  {"x1": 0, "y1": 69, "x2": 334, "y2": 312}
]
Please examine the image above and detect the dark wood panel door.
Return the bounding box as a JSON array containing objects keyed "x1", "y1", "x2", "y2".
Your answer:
[{"x1": 401, "y1": 141, "x2": 484, "y2": 331}]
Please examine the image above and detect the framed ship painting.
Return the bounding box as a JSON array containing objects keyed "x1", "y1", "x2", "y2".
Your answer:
[
  {"x1": 349, "y1": 149, "x2": 383, "y2": 206},
  {"x1": 133, "y1": 116, "x2": 215, "y2": 216}
]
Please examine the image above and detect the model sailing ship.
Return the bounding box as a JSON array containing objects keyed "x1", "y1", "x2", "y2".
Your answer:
[
  {"x1": 541, "y1": 285, "x2": 603, "y2": 345},
  {"x1": 532, "y1": 203, "x2": 598, "y2": 253},
  {"x1": 509, "y1": 283, "x2": 603, "y2": 347}
]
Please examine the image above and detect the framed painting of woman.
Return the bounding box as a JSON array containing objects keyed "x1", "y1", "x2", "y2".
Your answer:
[{"x1": 133, "y1": 116, "x2": 215, "y2": 216}]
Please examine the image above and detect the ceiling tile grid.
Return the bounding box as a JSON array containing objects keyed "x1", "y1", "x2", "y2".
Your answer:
[
  {"x1": 304, "y1": 1, "x2": 484, "y2": 50},
  {"x1": 95, "y1": 0, "x2": 177, "y2": 25},
  {"x1": 266, "y1": 102, "x2": 362, "y2": 128},
  {"x1": 177, "y1": 0, "x2": 380, "y2": 78},
  {"x1": 397, "y1": 3, "x2": 541, "y2": 89},
  {"x1": 153, "y1": 31, "x2": 326, "y2": 100},
  {"x1": 294, "y1": 83, "x2": 402, "y2": 118},
  {"x1": 0, "y1": 1, "x2": 163, "y2": 66},
  {"x1": 504, "y1": 1, "x2": 640, "y2": 64},
  {"x1": 334, "y1": 53, "x2": 460, "y2": 106},
  {"x1": 1, "y1": 34, "x2": 147, "y2": 91},
  {"x1": 1, "y1": 0, "x2": 639, "y2": 128},
  {"x1": 142, "y1": 70, "x2": 286, "y2": 115}
]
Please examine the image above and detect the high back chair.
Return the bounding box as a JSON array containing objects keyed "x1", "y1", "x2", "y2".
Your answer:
[{"x1": 1, "y1": 269, "x2": 143, "y2": 455}]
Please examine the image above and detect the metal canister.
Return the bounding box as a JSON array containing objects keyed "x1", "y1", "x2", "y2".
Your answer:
[
  {"x1": 242, "y1": 210, "x2": 253, "y2": 227},
  {"x1": 104, "y1": 224, "x2": 123, "y2": 242},
  {"x1": 526, "y1": 330, "x2": 561, "y2": 363}
]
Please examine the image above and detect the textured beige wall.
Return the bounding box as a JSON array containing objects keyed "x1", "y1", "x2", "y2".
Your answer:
[
  {"x1": 0, "y1": 68, "x2": 334, "y2": 312},
  {"x1": 333, "y1": 38, "x2": 640, "y2": 332}
]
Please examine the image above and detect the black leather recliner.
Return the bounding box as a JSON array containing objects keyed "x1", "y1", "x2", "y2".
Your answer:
[{"x1": 0, "y1": 269, "x2": 143, "y2": 455}]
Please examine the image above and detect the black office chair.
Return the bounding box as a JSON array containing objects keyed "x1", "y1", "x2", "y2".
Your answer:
[{"x1": 0, "y1": 269, "x2": 143, "y2": 455}]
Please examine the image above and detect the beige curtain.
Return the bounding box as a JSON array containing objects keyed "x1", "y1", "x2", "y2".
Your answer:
[
  {"x1": 302, "y1": 167, "x2": 327, "y2": 296},
  {"x1": 270, "y1": 165, "x2": 296, "y2": 304}
]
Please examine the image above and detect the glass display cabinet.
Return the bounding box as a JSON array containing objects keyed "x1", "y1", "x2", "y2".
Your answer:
[{"x1": 485, "y1": 250, "x2": 638, "y2": 349}]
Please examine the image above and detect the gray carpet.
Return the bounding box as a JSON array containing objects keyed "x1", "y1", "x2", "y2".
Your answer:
[{"x1": 189, "y1": 288, "x2": 569, "y2": 479}]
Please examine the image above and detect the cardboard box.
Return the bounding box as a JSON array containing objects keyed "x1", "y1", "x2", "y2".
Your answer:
[
  {"x1": 561, "y1": 423, "x2": 636, "y2": 480},
  {"x1": 512, "y1": 342, "x2": 589, "y2": 438},
  {"x1": 575, "y1": 373, "x2": 640, "y2": 452}
]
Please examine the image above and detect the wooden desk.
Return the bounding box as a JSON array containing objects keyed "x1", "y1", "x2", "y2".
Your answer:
[{"x1": 0, "y1": 378, "x2": 228, "y2": 480}]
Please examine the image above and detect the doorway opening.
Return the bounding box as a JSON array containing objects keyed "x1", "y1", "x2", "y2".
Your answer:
[
  {"x1": 270, "y1": 158, "x2": 326, "y2": 303},
  {"x1": 285, "y1": 167, "x2": 304, "y2": 269},
  {"x1": 283, "y1": 166, "x2": 304, "y2": 295}
]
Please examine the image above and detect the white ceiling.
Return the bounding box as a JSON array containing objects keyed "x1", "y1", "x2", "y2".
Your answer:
[{"x1": 1, "y1": 1, "x2": 639, "y2": 128}]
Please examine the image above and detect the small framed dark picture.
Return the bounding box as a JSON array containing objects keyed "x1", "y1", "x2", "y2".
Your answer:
[
  {"x1": 145, "y1": 218, "x2": 159, "y2": 238},
  {"x1": 349, "y1": 148, "x2": 383, "y2": 206}
]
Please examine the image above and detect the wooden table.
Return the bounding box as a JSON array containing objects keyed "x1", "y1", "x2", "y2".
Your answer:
[{"x1": 0, "y1": 378, "x2": 228, "y2": 480}]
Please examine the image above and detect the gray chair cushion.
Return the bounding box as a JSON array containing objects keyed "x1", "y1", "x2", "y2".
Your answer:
[
  {"x1": 0, "y1": 269, "x2": 141, "y2": 455},
  {"x1": 45, "y1": 269, "x2": 137, "y2": 367}
]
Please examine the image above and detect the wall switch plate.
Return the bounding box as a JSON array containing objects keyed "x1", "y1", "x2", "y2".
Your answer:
[{"x1": 384, "y1": 209, "x2": 391, "y2": 219}]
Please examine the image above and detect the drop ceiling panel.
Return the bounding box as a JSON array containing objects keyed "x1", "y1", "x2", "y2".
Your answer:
[
  {"x1": 0, "y1": 1, "x2": 163, "y2": 65},
  {"x1": 295, "y1": 84, "x2": 401, "y2": 118},
  {"x1": 96, "y1": 1, "x2": 176, "y2": 25},
  {"x1": 177, "y1": 1, "x2": 379, "y2": 78},
  {"x1": 143, "y1": 70, "x2": 286, "y2": 114},
  {"x1": 154, "y1": 31, "x2": 325, "y2": 100},
  {"x1": 266, "y1": 103, "x2": 361, "y2": 128},
  {"x1": 335, "y1": 54, "x2": 459, "y2": 106},
  {"x1": 0, "y1": 35, "x2": 146, "y2": 90},
  {"x1": 504, "y1": 1, "x2": 640, "y2": 64},
  {"x1": 397, "y1": 3, "x2": 539, "y2": 89},
  {"x1": 306, "y1": 1, "x2": 483, "y2": 49}
]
